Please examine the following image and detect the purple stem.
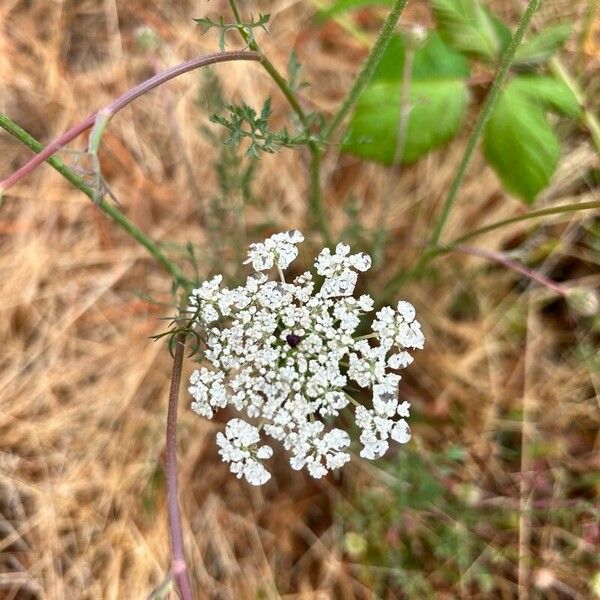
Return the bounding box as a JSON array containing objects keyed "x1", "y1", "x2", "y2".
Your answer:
[
  {"x1": 166, "y1": 334, "x2": 193, "y2": 600},
  {"x1": 0, "y1": 50, "x2": 261, "y2": 192},
  {"x1": 454, "y1": 244, "x2": 567, "y2": 297}
]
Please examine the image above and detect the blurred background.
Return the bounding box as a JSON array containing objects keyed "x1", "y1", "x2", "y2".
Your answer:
[{"x1": 0, "y1": 0, "x2": 598, "y2": 598}]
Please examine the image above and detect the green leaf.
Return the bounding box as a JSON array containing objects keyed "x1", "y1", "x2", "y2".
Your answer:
[
  {"x1": 317, "y1": 0, "x2": 393, "y2": 20},
  {"x1": 430, "y1": 0, "x2": 504, "y2": 61},
  {"x1": 344, "y1": 79, "x2": 468, "y2": 164},
  {"x1": 514, "y1": 23, "x2": 572, "y2": 65},
  {"x1": 483, "y1": 76, "x2": 579, "y2": 203},
  {"x1": 287, "y1": 50, "x2": 309, "y2": 93},
  {"x1": 343, "y1": 33, "x2": 470, "y2": 165},
  {"x1": 193, "y1": 13, "x2": 270, "y2": 51},
  {"x1": 511, "y1": 75, "x2": 580, "y2": 118}
]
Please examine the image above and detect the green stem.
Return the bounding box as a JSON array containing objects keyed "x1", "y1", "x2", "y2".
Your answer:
[
  {"x1": 428, "y1": 0, "x2": 542, "y2": 248},
  {"x1": 0, "y1": 114, "x2": 189, "y2": 288},
  {"x1": 322, "y1": 0, "x2": 410, "y2": 142},
  {"x1": 446, "y1": 199, "x2": 600, "y2": 246},
  {"x1": 228, "y1": 0, "x2": 332, "y2": 244}
]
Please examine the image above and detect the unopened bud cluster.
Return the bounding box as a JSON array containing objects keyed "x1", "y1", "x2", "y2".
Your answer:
[{"x1": 188, "y1": 231, "x2": 424, "y2": 485}]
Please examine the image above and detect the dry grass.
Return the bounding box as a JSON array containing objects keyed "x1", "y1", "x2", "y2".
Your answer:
[{"x1": 0, "y1": 0, "x2": 598, "y2": 598}]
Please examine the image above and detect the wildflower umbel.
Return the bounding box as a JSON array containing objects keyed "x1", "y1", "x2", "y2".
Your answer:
[{"x1": 188, "y1": 231, "x2": 424, "y2": 485}]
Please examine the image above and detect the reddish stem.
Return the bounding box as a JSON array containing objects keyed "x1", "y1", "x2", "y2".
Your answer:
[
  {"x1": 0, "y1": 50, "x2": 261, "y2": 192},
  {"x1": 454, "y1": 244, "x2": 567, "y2": 297},
  {"x1": 166, "y1": 334, "x2": 193, "y2": 600}
]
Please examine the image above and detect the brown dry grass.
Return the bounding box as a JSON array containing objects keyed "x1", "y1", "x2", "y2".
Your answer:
[{"x1": 0, "y1": 1, "x2": 599, "y2": 598}]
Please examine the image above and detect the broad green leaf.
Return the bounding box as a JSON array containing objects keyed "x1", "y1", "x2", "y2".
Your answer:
[
  {"x1": 409, "y1": 31, "x2": 471, "y2": 80},
  {"x1": 345, "y1": 79, "x2": 468, "y2": 163},
  {"x1": 343, "y1": 33, "x2": 470, "y2": 164},
  {"x1": 514, "y1": 23, "x2": 571, "y2": 65},
  {"x1": 430, "y1": 0, "x2": 504, "y2": 61},
  {"x1": 317, "y1": 0, "x2": 393, "y2": 20},
  {"x1": 483, "y1": 76, "x2": 579, "y2": 203}
]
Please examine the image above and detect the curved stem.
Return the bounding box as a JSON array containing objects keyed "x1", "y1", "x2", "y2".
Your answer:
[
  {"x1": 428, "y1": 0, "x2": 542, "y2": 248},
  {"x1": 166, "y1": 334, "x2": 193, "y2": 600},
  {"x1": 0, "y1": 51, "x2": 261, "y2": 192},
  {"x1": 0, "y1": 115, "x2": 190, "y2": 288},
  {"x1": 322, "y1": 0, "x2": 410, "y2": 142}
]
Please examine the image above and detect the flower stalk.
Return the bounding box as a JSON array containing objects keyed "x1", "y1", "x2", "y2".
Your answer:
[
  {"x1": 447, "y1": 200, "x2": 600, "y2": 246},
  {"x1": 165, "y1": 333, "x2": 193, "y2": 600}
]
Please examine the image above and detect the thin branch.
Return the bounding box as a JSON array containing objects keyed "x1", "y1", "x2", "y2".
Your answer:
[
  {"x1": 166, "y1": 334, "x2": 193, "y2": 600},
  {"x1": 428, "y1": 0, "x2": 542, "y2": 248},
  {"x1": 447, "y1": 200, "x2": 600, "y2": 246},
  {"x1": 0, "y1": 51, "x2": 261, "y2": 192},
  {"x1": 453, "y1": 244, "x2": 567, "y2": 297}
]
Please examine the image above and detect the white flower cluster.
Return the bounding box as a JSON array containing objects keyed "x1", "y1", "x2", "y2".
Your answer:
[{"x1": 188, "y1": 231, "x2": 424, "y2": 485}]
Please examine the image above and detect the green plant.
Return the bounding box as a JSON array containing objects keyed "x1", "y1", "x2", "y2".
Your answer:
[
  {"x1": 341, "y1": 444, "x2": 600, "y2": 596},
  {"x1": 340, "y1": 0, "x2": 592, "y2": 204},
  {"x1": 1, "y1": 1, "x2": 598, "y2": 598},
  {"x1": 343, "y1": 32, "x2": 470, "y2": 165},
  {"x1": 0, "y1": 2, "x2": 411, "y2": 597}
]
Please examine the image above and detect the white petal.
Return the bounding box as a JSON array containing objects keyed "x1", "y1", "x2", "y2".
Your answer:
[{"x1": 391, "y1": 419, "x2": 411, "y2": 444}]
